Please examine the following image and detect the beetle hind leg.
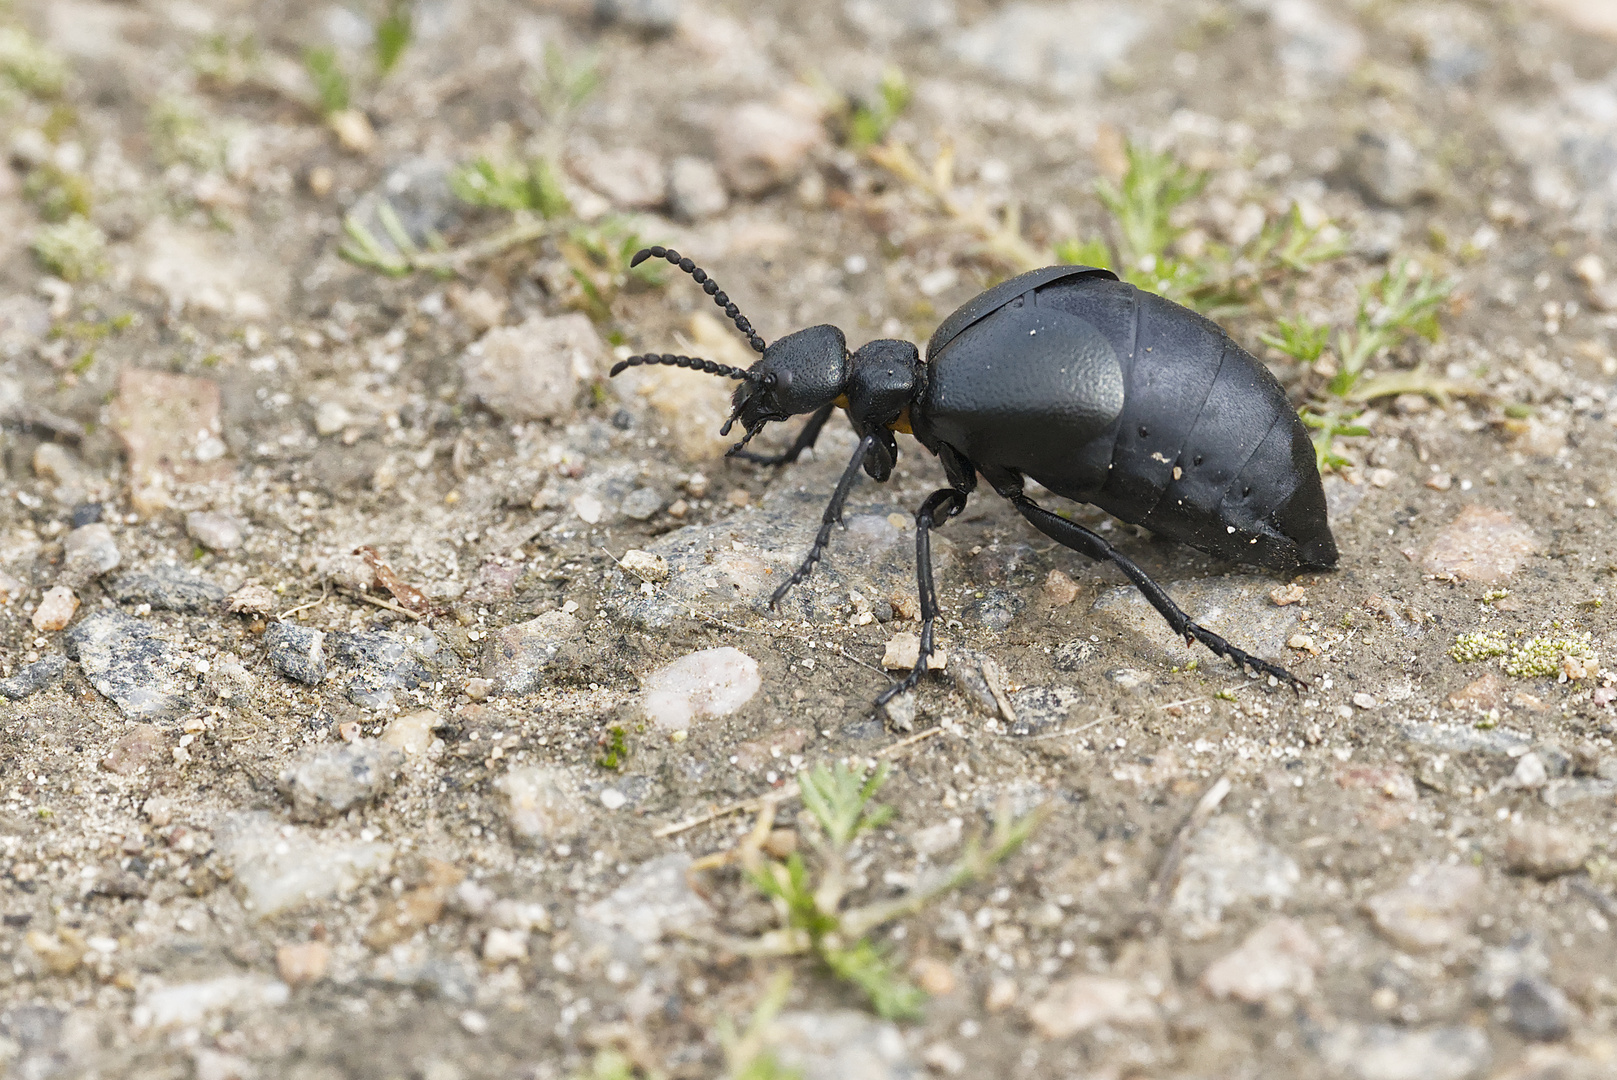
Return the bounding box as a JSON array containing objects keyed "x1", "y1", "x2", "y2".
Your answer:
[
  {"x1": 1006, "y1": 492, "x2": 1306, "y2": 690},
  {"x1": 875, "y1": 486, "x2": 969, "y2": 711}
]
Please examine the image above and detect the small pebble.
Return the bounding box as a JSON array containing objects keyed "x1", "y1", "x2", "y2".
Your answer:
[
  {"x1": 463, "y1": 677, "x2": 493, "y2": 702},
  {"x1": 1270, "y1": 583, "x2": 1307, "y2": 606},
  {"x1": 1421, "y1": 505, "x2": 1539, "y2": 583},
  {"x1": 1363, "y1": 863, "x2": 1484, "y2": 951},
  {"x1": 497, "y1": 766, "x2": 583, "y2": 845},
  {"x1": 912, "y1": 957, "x2": 958, "y2": 996},
  {"x1": 881, "y1": 632, "x2": 947, "y2": 671},
  {"x1": 640, "y1": 647, "x2": 761, "y2": 732},
  {"x1": 460, "y1": 313, "x2": 604, "y2": 423},
  {"x1": 0, "y1": 655, "x2": 66, "y2": 701},
  {"x1": 62, "y1": 522, "x2": 120, "y2": 578},
  {"x1": 186, "y1": 510, "x2": 245, "y2": 552},
  {"x1": 31, "y1": 586, "x2": 77, "y2": 631},
  {"x1": 277, "y1": 740, "x2": 404, "y2": 823},
  {"x1": 109, "y1": 568, "x2": 227, "y2": 613},
  {"x1": 599, "y1": 788, "x2": 627, "y2": 810},
  {"x1": 573, "y1": 494, "x2": 605, "y2": 525},
  {"x1": 1029, "y1": 976, "x2": 1157, "y2": 1039},
  {"x1": 1504, "y1": 821, "x2": 1591, "y2": 879},
  {"x1": 985, "y1": 976, "x2": 1019, "y2": 1012},
  {"x1": 227, "y1": 585, "x2": 277, "y2": 615},
  {"x1": 264, "y1": 624, "x2": 328, "y2": 685},
  {"x1": 1200, "y1": 917, "x2": 1321, "y2": 1006},
  {"x1": 276, "y1": 942, "x2": 330, "y2": 986},
  {"x1": 620, "y1": 549, "x2": 669, "y2": 582},
  {"x1": 1352, "y1": 692, "x2": 1378, "y2": 709},
  {"x1": 381, "y1": 708, "x2": 439, "y2": 755},
  {"x1": 713, "y1": 99, "x2": 826, "y2": 196},
  {"x1": 1426, "y1": 472, "x2": 1453, "y2": 491},
  {"x1": 1369, "y1": 467, "x2": 1397, "y2": 488},
  {"x1": 1507, "y1": 977, "x2": 1574, "y2": 1041},
  {"x1": 1042, "y1": 568, "x2": 1080, "y2": 606},
  {"x1": 619, "y1": 487, "x2": 662, "y2": 521},
  {"x1": 666, "y1": 155, "x2": 729, "y2": 220},
  {"x1": 481, "y1": 927, "x2": 529, "y2": 965},
  {"x1": 483, "y1": 611, "x2": 582, "y2": 695}
]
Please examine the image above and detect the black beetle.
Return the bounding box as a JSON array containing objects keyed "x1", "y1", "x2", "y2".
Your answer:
[{"x1": 612, "y1": 247, "x2": 1337, "y2": 706}]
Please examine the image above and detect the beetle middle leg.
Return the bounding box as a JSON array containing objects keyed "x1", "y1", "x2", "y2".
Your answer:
[
  {"x1": 875, "y1": 486, "x2": 969, "y2": 709},
  {"x1": 729, "y1": 402, "x2": 836, "y2": 466},
  {"x1": 769, "y1": 432, "x2": 878, "y2": 609},
  {"x1": 1003, "y1": 489, "x2": 1305, "y2": 688}
]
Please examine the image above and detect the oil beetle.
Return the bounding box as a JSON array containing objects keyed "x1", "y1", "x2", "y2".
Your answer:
[{"x1": 612, "y1": 247, "x2": 1337, "y2": 707}]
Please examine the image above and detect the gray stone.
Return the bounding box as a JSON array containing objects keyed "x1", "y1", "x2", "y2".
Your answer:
[
  {"x1": 962, "y1": 587, "x2": 1024, "y2": 631},
  {"x1": 1093, "y1": 575, "x2": 1299, "y2": 668},
  {"x1": 580, "y1": 853, "x2": 715, "y2": 946},
  {"x1": 949, "y1": 1, "x2": 1149, "y2": 94},
  {"x1": 0, "y1": 655, "x2": 65, "y2": 701},
  {"x1": 602, "y1": 492, "x2": 954, "y2": 628},
  {"x1": 1397, "y1": 720, "x2": 1530, "y2": 756},
  {"x1": 1007, "y1": 686, "x2": 1082, "y2": 736},
  {"x1": 1473, "y1": 936, "x2": 1550, "y2": 1003},
  {"x1": 1171, "y1": 816, "x2": 1299, "y2": 934},
  {"x1": 460, "y1": 314, "x2": 604, "y2": 423},
  {"x1": 0, "y1": 1006, "x2": 65, "y2": 1080},
  {"x1": 666, "y1": 156, "x2": 729, "y2": 220},
  {"x1": 108, "y1": 567, "x2": 226, "y2": 613},
  {"x1": 185, "y1": 510, "x2": 245, "y2": 552},
  {"x1": 569, "y1": 145, "x2": 666, "y2": 210},
  {"x1": 483, "y1": 611, "x2": 582, "y2": 694},
  {"x1": 1540, "y1": 778, "x2": 1617, "y2": 809},
  {"x1": 845, "y1": 0, "x2": 955, "y2": 39},
  {"x1": 1363, "y1": 864, "x2": 1484, "y2": 952},
  {"x1": 216, "y1": 811, "x2": 394, "y2": 919},
  {"x1": 769, "y1": 1010, "x2": 917, "y2": 1080},
  {"x1": 619, "y1": 487, "x2": 663, "y2": 521},
  {"x1": 1505, "y1": 821, "x2": 1592, "y2": 879},
  {"x1": 1268, "y1": 0, "x2": 1365, "y2": 93},
  {"x1": 714, "y1": 100, "x2": 826, "y2": 197},
  {"x1": 595, "y1": 0, "x2": 681, "y2": 31},
  {"x1": 61, "y1": 522, "x2": 120, "y2": 580},
  {"x1": 1350, "y1": 131, "x2": 1434, "y2": 207},
  {"x1": 1393, "y1": 3, "x2": 1490, "y2": 85},
  {"x1": 64, "y1": 610, "x2": 189, "y2": 722},
  {"x1": 1314, "y1": 1023, "x2": 1490, "y2": 1080},
  {"x1": 277, "y1": 740, "x2": 405, "y2": 823},
  {"x1": 1494, "y1": 75, "x2": 1617, "y2": 232},
  {"x1": 329, "y1": 628, "x2": 437, "y2": 709},
  {"x1": 497, "y1": 765, "x2": 586, "y2": 846},
  {"x1": 264, "y1": 623, "x2": 327, "y2": 685},
  {"x1": 1506, "y1": 977, "x2": 1574, "y2": 1041},
  {"x1": 347, "y1": 158, "x2": 463, "y2": 253}
]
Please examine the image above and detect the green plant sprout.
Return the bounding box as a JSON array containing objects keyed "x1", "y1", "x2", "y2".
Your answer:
[
  {"x1": 562, "y1": 218, "x2": 667, "y2": 322},
  {"x1": 1299, "y1": 407, "x2": 1371, "y2": 472},
  {"x1": 23, "y1": 163, "x2": 91, "y2": 223},
  {"x1": 374, "y1": 1, "x2": 413, "y2": 76},
  {"x1": 529, "y1": 44, "x2": 601, "y2": 128},
  {"x1": 595, "y1": 725, "x2": 628, "y2": 770},
  {"x1": 449, "y1": 155, "x2": 571, "y2": 218},
  {"x1": 0, "y1": 27, "x2": 67, "y2": 98},
  {"x1": 1327, "y1": 258, "x2": 1454, "y2": 399},
  {"x1": 732, "y1": 762, "x2": 1042, "y2": 1020},
  {"x1": 302, "y1": 46, "x2": 350, "y2": 116},
  {"x1": 846, "y1": 67, "x2": 911, "y2": 150},
  {"x1": 1259, "y1": 315, "x2": 1330, "y2": 365},
  {"x1": 191, "y1": 32, "x2": 261, "y2": 91},
  {"x1": 717, "y1": 973, "x2": 805, "y2": 1080},
  {"x1": 32, "y1": 216, "x2": 107, "y2": 282},
  {"x1": 567, "y1": 1050, "x2": 639, "y2": 1080},
  {"x1": 1093, "y1": 140, "x2": 1205, "y2": 271}
]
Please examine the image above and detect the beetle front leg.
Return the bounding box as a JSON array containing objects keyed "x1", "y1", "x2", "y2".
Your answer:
[
  {"x1": 769, "y1": 433, "x2": 877, "y2": 609},
  {"x1": 875, "y1": 486, "x2": 969, "y2": 709},
  {"x1": 1006, "y1": 494, "x2": 1306, "y2": 690},
  {"x1": 729, "y1": 402, "x2": 837, "y2": 466}
]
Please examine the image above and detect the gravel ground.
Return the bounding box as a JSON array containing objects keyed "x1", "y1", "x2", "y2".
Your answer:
[{"x1": 0, "y1": 1, "x2": 1614, "y2": 1077}]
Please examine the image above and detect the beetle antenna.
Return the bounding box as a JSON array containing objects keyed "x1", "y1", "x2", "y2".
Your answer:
[
  {"x1": 630, "y1": 246, "x2": 767, "y2": 354},
  {"x1": 608, "y1": 353, "x2": 752, "y2": 380},
  {"x1": 726, "y1": 421, "x2": 765, "y2": 457}
]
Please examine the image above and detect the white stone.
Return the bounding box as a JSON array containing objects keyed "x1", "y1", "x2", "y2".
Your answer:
[
  {"x1": 381, "y1": 708, "x2": 438, "y2": 755},
  {"x1": 1200, "y1": 916, "x2": 1322, "y2": 1005},
  {"x1": 496, "y1": 766, "x2": 583, "y2": 845},
  {"x1": 135, "y1": 975, "x2": 289, "y2": 1031},
  {"x1": 881, "y1": 632, "x2": 947, "y2": 671},
  {"x1": 460, "y1": 313, "x2": 604, "y2": 423},
  {"x1": 31, "y1": 585, "x2": 77, "y2": 631},
  {"x1": 217, "y1": 812, "x2": 394, "y2": 918},
  {"x1": 482, "y1": 927, "x2": 529, "y2": 964},
  {"x1": 713, "y1": 99, "x2": 826, "y2": 196},
  {"x1": 186, "y1": 510, "x2": 245, "y2": 552},
  {"x1": 620, "y1": 549, "x2": 668, "y2": 582},
  {"x1": 1028, "y1": 976, "x2": 1158, "y2": 1039},
  {"x1": 641, "y1": 646, "x2": 761, "y2": 731}
]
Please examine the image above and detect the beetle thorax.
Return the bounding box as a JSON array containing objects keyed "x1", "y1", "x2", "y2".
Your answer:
[{"x1": 844, "y1": 338, "x2": 921, "y2": 432}]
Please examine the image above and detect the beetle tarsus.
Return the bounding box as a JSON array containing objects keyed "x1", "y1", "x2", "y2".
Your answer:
[
  {"x1": 876, "y1": 486, "x2": 969, "y2": 713},
  {"x1": 769, "y1": 433, "x2": 876, "y2": 609}
]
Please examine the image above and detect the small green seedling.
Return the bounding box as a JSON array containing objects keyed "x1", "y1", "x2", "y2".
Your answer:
[
  {"x1": 32, "y1": 216, "x2": 107, "y2": 282},
  {"x1": 845, "y1": 67, "x2": 911, "y2": 150},
  {"x1": 1449, "y1": 631, "x2": 1508, "y2": 663},
  {"x1": 374, "y1": 1, "x2": 413, "y2": 76},
  {"x1": 595, "y1": 726, "x2": 628, "y2": 770},
  {"x1": 303, "y1": 46, "x2": 350, "y2": 116},
  {"x1": 717, "y1": 973, "x2": 804, "y2": 1080},
  {"x1": 737, "y1": 762, "x2": 1041, "y2": 1020},
  {"x1": 1299, "y1": 406, "x2": 1371, "y2": 472}
]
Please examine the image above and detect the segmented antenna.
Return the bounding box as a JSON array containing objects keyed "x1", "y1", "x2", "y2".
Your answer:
[
  {"x1": 630, "y1": 246, "x2": 767, "y2": 354},
  {"x1": 726, "y1": 422, "x2": 764, "y2": 457},
  {"x1": 608, "y1": 353, "x2": 751, "y2": 380}
]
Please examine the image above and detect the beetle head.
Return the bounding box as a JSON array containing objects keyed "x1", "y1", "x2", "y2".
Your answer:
[{"x1": 726, "y1": 325, "x2": 849, "y2": 439}]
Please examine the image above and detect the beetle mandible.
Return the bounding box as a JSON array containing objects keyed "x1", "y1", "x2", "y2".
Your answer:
[{"x1": 611, "y1": 247, "x2": 1338, "y2": 708}]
